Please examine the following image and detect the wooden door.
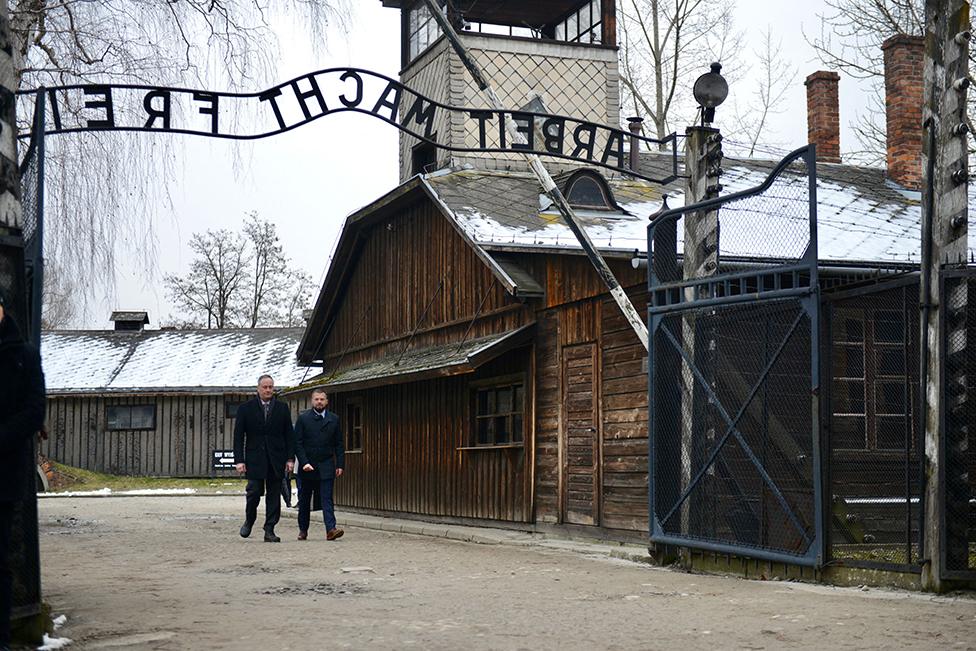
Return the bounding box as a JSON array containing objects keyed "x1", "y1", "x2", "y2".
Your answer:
[{"x1": 562, "y1": 343, "x2": 599, "y2": 525}]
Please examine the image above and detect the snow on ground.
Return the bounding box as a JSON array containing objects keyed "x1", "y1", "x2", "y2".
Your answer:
[{"x1": 38, "y1": 488, "x2": 198, "y2": 498}]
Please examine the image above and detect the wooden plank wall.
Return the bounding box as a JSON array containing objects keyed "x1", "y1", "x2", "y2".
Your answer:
[
  {"x1": 321, "y1": 199, "x2": 514, "y2": 370},
  {"x1": 42, "y1": 393, "x2": 250, "y2": 477},
  {"x1": 534, "y1": 263, "x2": 650, "y2": 532},
  {"x1": 598, "y1": 289, "x2": 650, "y2": 531},
  {"x1": 298, "y1": 351, "x2": 533, "y2": 523}
]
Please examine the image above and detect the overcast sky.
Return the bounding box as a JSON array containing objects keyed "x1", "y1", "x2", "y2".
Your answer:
[{"x1": 86, "y1": 0, "x2": 873, "y2": 330}]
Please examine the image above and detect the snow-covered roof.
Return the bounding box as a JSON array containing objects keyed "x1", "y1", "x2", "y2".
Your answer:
[
  {"x1": 42, "y1": 328, "x2": 307, "y2": 395},
  {"x1": 421, "y1": 155, "x2": 976, "y2": 265}
]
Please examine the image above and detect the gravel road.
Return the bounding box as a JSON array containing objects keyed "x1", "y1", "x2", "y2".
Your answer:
[{"x1": 35, "y1": 496, "x2": 976, "y2": 650}]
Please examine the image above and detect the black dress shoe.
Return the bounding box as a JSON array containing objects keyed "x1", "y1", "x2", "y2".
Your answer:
[
  {"x1": 240, "y1": 521, "x2": 254, "y2": 538},
  {"x1": 264, "y1": 531, "x2": 281, "y2": 543}
]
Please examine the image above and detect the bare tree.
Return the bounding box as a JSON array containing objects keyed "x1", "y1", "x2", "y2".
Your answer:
[
  {"x1": 731, "y1": 28, "x2": 798, "y2": 158},
  {"x1": 279, "y1": 270, "x2": 316, "y2": 328},
  {"x1": 243, "y1": 212, "x2": 313, "y2": 328},
  {"x1": 7, "y1": 0, "x2": 351, "y2": 312},
  {"x1": 618, "y1": 0, "x2": 743, "y2": 144},
  {"x1": 166, "y1": 213, "x2": 314, "y2": 328},
  {"x1": 40, "y1": 259, "x2": 76, "y2": 330},
  {"x1": 165, "y1": 229, "x2": 250, "y2": 329}
]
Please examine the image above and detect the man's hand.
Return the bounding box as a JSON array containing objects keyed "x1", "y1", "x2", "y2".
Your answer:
[
  {"x1": 285, "y1": 460, "x2": 294, "y2": 474},
  {"x1": 235, "y1": 463, "x2": 246, "y2": 474},
  {"x1": 335, "y1": 468, "x2": 344, "y2": 478},
  {"x1": 303, "y1": 463, "x2": 314, "y2": 472}
]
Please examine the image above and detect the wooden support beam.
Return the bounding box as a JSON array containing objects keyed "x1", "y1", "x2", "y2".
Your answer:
[{"x1": 921, "y1": 0, "x2": 970, "y2": 592}]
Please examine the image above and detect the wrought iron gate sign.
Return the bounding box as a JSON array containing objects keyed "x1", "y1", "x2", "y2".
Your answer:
[
  {"x1": 646, "y1": 146, "x2": 823, "y2": 566},
  {"x1": 17, "y1": 68, "x2": 678, "y2": 184}
]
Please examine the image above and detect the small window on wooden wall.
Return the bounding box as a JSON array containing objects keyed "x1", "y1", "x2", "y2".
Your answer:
[
  {"x1": 830, "y1": 305, "x2": 916, "y2": 452},
  {"x1": 346, "y1": 400, "x2": 363, "y2": 452},
  {"x1": 107, "y1": 405, "x2": 156, "y2": 431},
  {"x1": 224, "y1": 401, "x2": 245, "y2": 419},
  {"x1": 472, "y1": 379, "x2": 525, "y2": 446}
]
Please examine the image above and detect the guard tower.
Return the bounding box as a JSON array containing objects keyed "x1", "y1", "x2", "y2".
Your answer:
[{"x1": 381, "y1": 1, "x2": 621, "y2": 181}]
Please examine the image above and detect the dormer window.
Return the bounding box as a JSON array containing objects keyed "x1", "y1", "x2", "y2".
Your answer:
[{"x1": 564, "y1": 170, "x2": 617, "y2": 210}]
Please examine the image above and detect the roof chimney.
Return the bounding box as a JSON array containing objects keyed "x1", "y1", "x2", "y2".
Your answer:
[
  {"x1": 111, "y1": 311, "x2": 149, "y2": 331},
  {"x1": 627, "y1": 117, "x2": 644, "y2": 172},
  {"x1": 805, "y1": 71, "x2": 841, "y2": 163},
  {"x1": 882, "y1": 34, "x2": 924, "y2": 190}
]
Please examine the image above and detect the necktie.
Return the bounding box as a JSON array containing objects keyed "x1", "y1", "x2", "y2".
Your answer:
[{"x1": 263, "y1": 402, "x2": 270, "y2": 420}]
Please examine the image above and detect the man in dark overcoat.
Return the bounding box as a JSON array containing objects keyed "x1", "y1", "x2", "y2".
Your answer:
[
  {"x1": 234, "y1": 374, "x2": 294, "y2": 543},
  {"x1": 295, "y1": 388, "x2": 345, "y2": 541},
  {"x1": 0, "y1": 292, "x2": 45, "y2": 650}
]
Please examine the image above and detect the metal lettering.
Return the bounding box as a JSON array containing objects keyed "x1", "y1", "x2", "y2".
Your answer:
[
  {"x1": 371, "y1": 81, "x2": 401, "y2": 122},
  {"x1": 193, "y1": 91, "x2": 219, "y2": 134},
  {"x1": 290, "y1": 75, "x2": 328, "y2": 120},
  {"x1": 401, "y1": 95, "x2": 438, "y2": 140},
  {"x1": 142, "y1": 89, "x2": 171, "y2": 130},
  {"x1": 259, "y1": 87, "x2": 286, "y2": 130},
  {"x1": 469, "y1": 110, "x2": 493, "y2": 148},
  {"x1": 339, "y1": 70, "x2": 364, "y2": 108},
  {"x1": 83, "y1": 86, "x2": 114, "y2": 129},
  {"x1": 600, "y1": 130, "x2": 625, "y2": 169},
  {"x1": 511, "y1": 112, "x2": 534, "y2": 151},
  {"x1": 16, "y1": 69, "x2": 680, "y2": 185},
  {"x1": 542, "y1": 117, "x2": 565, "y2": 155},
  {"x1": 570, "y1": 123, "x2": 597, "y2": 161}
]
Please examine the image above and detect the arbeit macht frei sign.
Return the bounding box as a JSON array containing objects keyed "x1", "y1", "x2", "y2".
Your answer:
[{"x1": 18, "y1": 68, "x2": 677, "y2": 184}]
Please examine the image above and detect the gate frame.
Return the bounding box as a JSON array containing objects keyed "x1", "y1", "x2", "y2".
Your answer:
[
  {"x1": 645, "y1": 145, "x2": 824, "y2": 567},
  {"x1": 8, "y1": 89, "x2": 46, "y2": 627}
]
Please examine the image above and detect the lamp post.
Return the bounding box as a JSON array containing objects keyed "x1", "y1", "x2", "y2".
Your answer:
[{"x1": 693, "y1": 62, "x2": 729, "y2": 127}]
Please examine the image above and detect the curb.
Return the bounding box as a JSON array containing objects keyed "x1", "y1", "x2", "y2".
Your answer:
[{"x1": 279, "y1": 507, "x2": 654, "y2": 565}]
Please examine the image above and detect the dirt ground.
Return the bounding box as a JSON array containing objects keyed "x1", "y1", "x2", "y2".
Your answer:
[{"x1": 33, "y1": 496, "x2": 976, "y2": 650}]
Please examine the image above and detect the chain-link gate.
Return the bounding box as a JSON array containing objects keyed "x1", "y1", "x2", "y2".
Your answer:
[
  {"x1": 647, "y1": 146, "x2": 822, "y2": 565},
  {"x1": 823, "y1": 276, "x2": 923, "y2": 572},
  {"x1": 941, "y1": 267, "x2": 976, "y2": 581},
  {"x1": 21, "y1": 90, "x2": 45, "y2": 348},
  {"x1": 6, "y1": 90, "x2": 46, "y2": 627}
]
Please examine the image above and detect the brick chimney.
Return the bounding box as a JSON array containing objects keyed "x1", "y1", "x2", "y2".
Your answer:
[
  {"x1": 882, "y1": 34, "x2": 924, "y2": 190},
  {"x1": 805, "y1": 71, "x2": 841, "y2": 163}
]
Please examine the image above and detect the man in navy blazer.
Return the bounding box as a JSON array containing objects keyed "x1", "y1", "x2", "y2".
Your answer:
[
  {"x1": 294, "y1": 388, "x2": 345, "y2": 541},
  {"x1": 233, "y1": 374, "x2": 295, "y2": 542}
]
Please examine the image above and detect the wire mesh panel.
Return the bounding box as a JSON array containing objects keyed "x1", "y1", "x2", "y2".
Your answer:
[
  {"x1": 20, "y1": 90, "x2": 44, "y2": 348},
  {"x1": 941, "y1": 269, "x2": 976, "y2": 580},
  {"x1": 824, "y1": 278, "x2": 922, "y2": 571},
  {"x1": 647, "y1": 146, "x2": 821, "y2": 565},
  {"x1": 651, "y1": 299, "x2": 816, "y2": 555}
]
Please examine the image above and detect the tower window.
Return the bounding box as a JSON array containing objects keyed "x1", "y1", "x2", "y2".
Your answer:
[
  {"x1": 411, "y1": 142, "x2": 438, "y2": 175},
  {"x1": 555, "y1": 0, "x2": 603, "y2": 45},
  {"x1": 407, "y1": 0, "x2": 446, "y2": 63}
]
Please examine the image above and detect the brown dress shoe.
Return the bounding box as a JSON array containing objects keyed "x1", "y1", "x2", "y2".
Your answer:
[
  {"x1": 326, "y1": 528, "x2": 344, "y2": 541},
  {"x1": 297, "y1": 531, "x2": 307, "y2": 541}
]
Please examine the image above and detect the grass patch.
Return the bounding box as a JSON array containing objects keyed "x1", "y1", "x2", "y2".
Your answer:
[{"x1": 48, "y1": 462, "x2": 246, "y2": 494}]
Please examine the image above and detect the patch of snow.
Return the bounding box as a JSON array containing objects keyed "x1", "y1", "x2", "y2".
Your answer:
[
  {"x1": 38, "y1": 633, "x2": 72, "y2": 650},
  {"x1": 52, "y1": 614, "x2": 67, "y2": 631},
  {"x1": 443, "y1": 165, "x2": 976, "y2": 265},
  {"x1": 42, "y1": 329, "x2": 307, "y2": 393},
  {"x1": 117, "y1": 488, "x2": 198, "y2": 496},
  {"x1": 40, "y1": 488, "x2": 197, "y2": 498}
]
